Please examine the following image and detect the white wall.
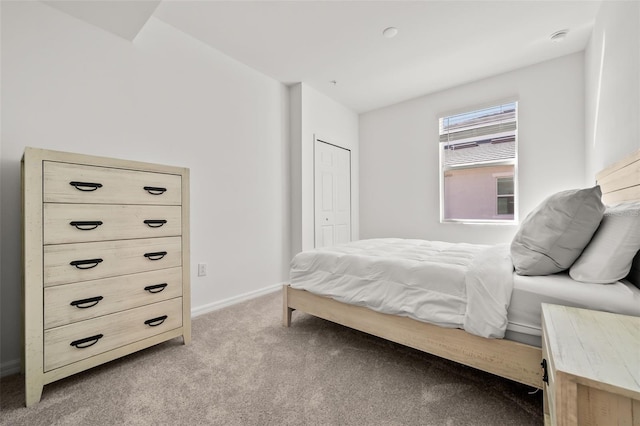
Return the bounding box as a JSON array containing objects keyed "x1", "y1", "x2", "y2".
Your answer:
[
  {"x1": 290, "y1": 83, "x2": 359, "y2": 255},
  {"x1": 585, "y1": 0, "x2": 640, "y2": 180},
  {"x1": 359, "y1": 53, "x2": 586, "y2": 244},
  {"x1": 1, "y1": 2, "x2": 291, "y2": 374}
]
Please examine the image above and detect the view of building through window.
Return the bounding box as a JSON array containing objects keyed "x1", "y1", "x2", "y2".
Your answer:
[{"x1": 440, "y1": 101, "x2": 517, "y2": 222}]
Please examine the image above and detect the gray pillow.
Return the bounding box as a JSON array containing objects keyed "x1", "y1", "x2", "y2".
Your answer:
[
  {"x1": 511, "y1": 185, "x2": 605, "y2": 275},
  {"x1": 570, "y1": 202, "x2": 640, "y2": 283}
]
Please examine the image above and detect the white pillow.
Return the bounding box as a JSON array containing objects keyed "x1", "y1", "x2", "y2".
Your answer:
[
  {"x1": 570, "y1": 201, "x2": 640, "y2": 284},
  {"x1": 511, "y1": 186, "x2": 605, "y2": 276}
]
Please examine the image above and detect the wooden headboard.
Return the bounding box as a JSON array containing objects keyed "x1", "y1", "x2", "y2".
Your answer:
[
  {"x1": 596, "y1": 149, "x2": 640, "y2": 205},
  {"x1": 596, "y1": 149, "x2": 640, "y2": 286}
]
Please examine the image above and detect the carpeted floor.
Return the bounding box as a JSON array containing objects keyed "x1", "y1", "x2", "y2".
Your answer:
[{"x1": 0, "y1": 290, "x2": 542, "y2": 425}]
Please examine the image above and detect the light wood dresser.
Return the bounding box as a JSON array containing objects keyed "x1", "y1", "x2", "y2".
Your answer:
[
  {"x1": 541, "y1": 303, "x2": 640, "y2": 425},
  {"x1": 22, "y1": 147, "x2": 190, "y2": 406}
]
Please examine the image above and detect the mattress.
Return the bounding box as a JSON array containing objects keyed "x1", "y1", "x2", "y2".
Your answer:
[{"x1": 505, "y1": 272, "x2": 640, "y2": 346}]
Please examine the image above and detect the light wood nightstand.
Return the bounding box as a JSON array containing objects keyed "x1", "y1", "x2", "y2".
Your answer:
[{"x1": 541, "y1": 303, "x2": 640, "y2": 425}]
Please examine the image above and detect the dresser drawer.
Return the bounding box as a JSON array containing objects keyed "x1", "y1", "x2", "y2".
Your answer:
[
  {"x1": 44, "y1": 162, "x2": 181, "y2": 205},
  {"x1": 44, "y1": 237, "x2": 182, "y2": 286},
  {"x1": 44, "y1": 297, "x2": 182, "y2": 371},
  {"x1": 44, "y1": 267, "x2": 183, "y2": 329},
  {"x1": 44, "y1": 204, "x2": 182, "y2": 244}
]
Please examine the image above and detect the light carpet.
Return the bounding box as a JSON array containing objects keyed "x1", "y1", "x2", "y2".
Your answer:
[{"x1": 0, "y1": 290, "x2": 542, "y2": 425}]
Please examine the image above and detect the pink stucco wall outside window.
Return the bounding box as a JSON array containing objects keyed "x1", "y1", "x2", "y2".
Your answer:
[{"x1": 443, "y1": 165, "x2": 514, "y2": 221}]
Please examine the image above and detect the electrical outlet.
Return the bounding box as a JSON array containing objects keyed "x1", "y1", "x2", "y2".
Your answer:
[{"x1": 197, "y1": 263, "x2": 207, "y2": 277}]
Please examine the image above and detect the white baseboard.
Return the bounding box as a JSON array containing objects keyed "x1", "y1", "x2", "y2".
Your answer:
[
  {"x1": 0, "y1": 284, "x2": 284, "y2": 377},
  {"x1": 1, "y1": 358, "x2": 21, "y2": 378},
  {"x1": 191, "y1": 282, "x2": 283, "y2": 318}
]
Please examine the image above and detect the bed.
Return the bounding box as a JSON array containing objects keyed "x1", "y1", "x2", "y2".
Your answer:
[{"x1": 283, "y1": 149, "x2": 640, "y2": 389}]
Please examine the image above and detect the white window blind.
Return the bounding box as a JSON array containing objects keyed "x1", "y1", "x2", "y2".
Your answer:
[
  {"x1": 440, "y1": 102, "x2": 517, "y2": 144},
  {"x1": 441, "y1": 102, "x2": 517, "y2": 168}
]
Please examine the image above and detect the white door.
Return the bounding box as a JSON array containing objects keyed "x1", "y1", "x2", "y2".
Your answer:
[{"x1": 314, "y1": 139, "x2": 351, "y2": 248}]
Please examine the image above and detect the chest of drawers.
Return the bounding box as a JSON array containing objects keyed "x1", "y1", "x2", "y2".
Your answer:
[{"x1": 22, "y1": 147, "x2": 191, "y2": 406}]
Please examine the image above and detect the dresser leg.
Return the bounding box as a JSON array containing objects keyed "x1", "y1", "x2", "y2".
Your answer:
[
  {"x1": 25, "y1": 378, "x2": 44, "y2": 407},
  {"x1": 182, "y1": 334, "x2": 191, "y2": 345}
]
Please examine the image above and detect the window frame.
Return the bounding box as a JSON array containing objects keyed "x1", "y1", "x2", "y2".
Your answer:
[{"x1": 438, "y1": 101, "x2": 519, "y2": 225}]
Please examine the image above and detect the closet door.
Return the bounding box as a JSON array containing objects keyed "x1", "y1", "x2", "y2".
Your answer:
[{"x1": 314, "y1": 139, "x2": 351, "y2": 248}]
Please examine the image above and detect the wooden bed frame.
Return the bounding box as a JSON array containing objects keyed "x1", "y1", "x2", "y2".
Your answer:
[{"x1": 283, "y1": 149, "x2": 640, "y2": 390}]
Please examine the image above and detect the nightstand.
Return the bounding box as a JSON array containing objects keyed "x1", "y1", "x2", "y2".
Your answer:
[{"x1": 541, "y1": 303, "x2": 640, "y2": 425}]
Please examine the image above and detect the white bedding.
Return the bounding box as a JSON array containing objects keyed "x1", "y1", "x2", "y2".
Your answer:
[{"x1": 290, "y1": 238, "x2": 514, "y2": 339}]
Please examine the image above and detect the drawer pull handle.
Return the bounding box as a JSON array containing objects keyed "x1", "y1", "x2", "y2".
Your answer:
[
  {"x1": 70, "y1": 296, "x2": 104, "y2": 308},
  {"x1": 144, "y1": 315, "x2": 168, "y2": 327},
  {"x1": 144, "y1": 251, "x2": 167, "y2": 261},
  {"x1": 70, "y1": 334, "x2": 104, "y2": 349},
  {"x1": 70, "y1": 221, "x2": 103, "y2": 230},
  {"x1": 541, "y1": 359, "x2": 548, "y2": 384},
  {"x1": 144, "y1": 283, "x2": 168, "y2": 293},
  {"x1": 70, "y1": 258, "x2": 103, "y2": 269},
  {"x1": 144, "y1": 186, "x2": 167, "y2": 195},
  {"x1": 143, "y1": 219, "x2": 167, "y2": 228},
  {"x1": 69, "y1": 181, "x2": 103, "y2": 192}
]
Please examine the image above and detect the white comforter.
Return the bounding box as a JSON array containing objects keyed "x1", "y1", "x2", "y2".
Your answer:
[{"x1": 290, "y1": 238, "x2": 514, "y2": 339}]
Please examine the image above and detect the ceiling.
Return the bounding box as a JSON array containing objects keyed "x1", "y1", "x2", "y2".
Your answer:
[
  {"x1": 44, "y1": 1, "x2": 602, "y2": 113},
  {"x1": 43, "y1": 1, "x2": 161, "y2": 41}
]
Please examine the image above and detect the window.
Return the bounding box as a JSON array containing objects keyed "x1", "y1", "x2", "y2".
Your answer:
[
  {"x1": 496, "y1": 176, "x2": 514, "y2": 215},
  {"x1": 440, "y1": 101, "x2": 517, "y2": 222}
]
